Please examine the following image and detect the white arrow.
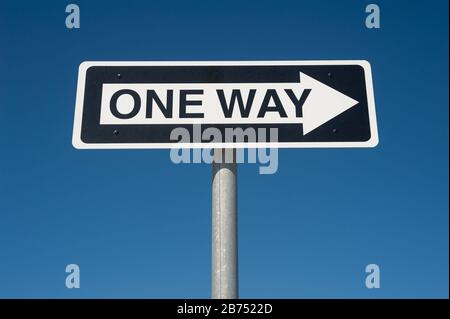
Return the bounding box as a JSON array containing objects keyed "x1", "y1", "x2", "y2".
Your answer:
[
  {"x1": 299, "y1": 72, "x2": 359, "y2": 134},
  {"x1": 100, "y1": 72, "x2": 359, "y2": 135}
]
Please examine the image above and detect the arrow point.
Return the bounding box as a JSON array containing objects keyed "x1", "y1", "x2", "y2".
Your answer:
[{"x1": 300, "y1": 72, "x2": 359, "y2": 135}]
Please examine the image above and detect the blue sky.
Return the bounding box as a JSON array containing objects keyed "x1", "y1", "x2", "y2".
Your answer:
[{"x1": 0, "y1": 0, "x2": 448, "y2": 298}]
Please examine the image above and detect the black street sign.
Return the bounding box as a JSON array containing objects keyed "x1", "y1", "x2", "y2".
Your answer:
[{"x1": 72, "y1": 61, "x2": 378, "y2": 149}]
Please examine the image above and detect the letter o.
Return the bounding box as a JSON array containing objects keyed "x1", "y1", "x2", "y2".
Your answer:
[{"x1": 110, "y1": 89, "x2": 141, "y2": 119}]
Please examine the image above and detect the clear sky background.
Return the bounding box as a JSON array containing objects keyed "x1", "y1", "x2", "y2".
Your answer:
[{"x1": 0, "y1": 0, "x2": 448, "y2": 298}]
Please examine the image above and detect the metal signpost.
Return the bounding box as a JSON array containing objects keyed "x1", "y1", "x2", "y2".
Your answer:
[
  {"x1": 72, "y1": 61, "x2": 378, "y2": 298},
  {"x1": 212, "y1": 148, "x2": 238, "y2": 299}
]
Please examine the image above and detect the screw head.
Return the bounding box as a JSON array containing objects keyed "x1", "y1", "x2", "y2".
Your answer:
[
  {"x1": 117, "y1": 73, "x2": 122, "y2": 79},
  {"x1": 113, "y1": 129, "x2": 119, "y2": 135}
]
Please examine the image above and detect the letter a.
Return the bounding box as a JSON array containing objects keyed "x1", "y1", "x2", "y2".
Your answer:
[
  {"x1": 65, "y1": 4, "x2": 80, "y2": 29},
  {"x1": 365, "y1": 4, "x2": 380, "y2": 29},
  {"x1": 65, "y1": 264, "x2": 80, "y2": 288},
  {"x1": 365, "y1": 264, "x2": 380, "y2": 288}
]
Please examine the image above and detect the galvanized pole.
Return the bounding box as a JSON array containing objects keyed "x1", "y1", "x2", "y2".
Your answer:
[{"x1": 212, "y1": 148, "x2": 238, "y2": 299}]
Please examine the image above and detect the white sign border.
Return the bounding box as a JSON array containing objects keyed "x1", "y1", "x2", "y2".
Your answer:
[{"x1": 72, "y1": 60, "x2": 378, "y2": 149}]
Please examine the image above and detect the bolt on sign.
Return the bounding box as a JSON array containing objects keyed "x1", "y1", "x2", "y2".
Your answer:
[{"x1": 72, "y1": 61, "x2": 378, "y2": 149}]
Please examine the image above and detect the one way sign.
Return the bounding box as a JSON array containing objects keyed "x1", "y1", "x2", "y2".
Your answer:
[{"x1": 72, "y1": 61, "x2": 378, "y2": 149}]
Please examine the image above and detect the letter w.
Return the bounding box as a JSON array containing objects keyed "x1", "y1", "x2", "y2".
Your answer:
[{"x1": 217, "y1": 89, "x2": 256, "y2": 118}]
